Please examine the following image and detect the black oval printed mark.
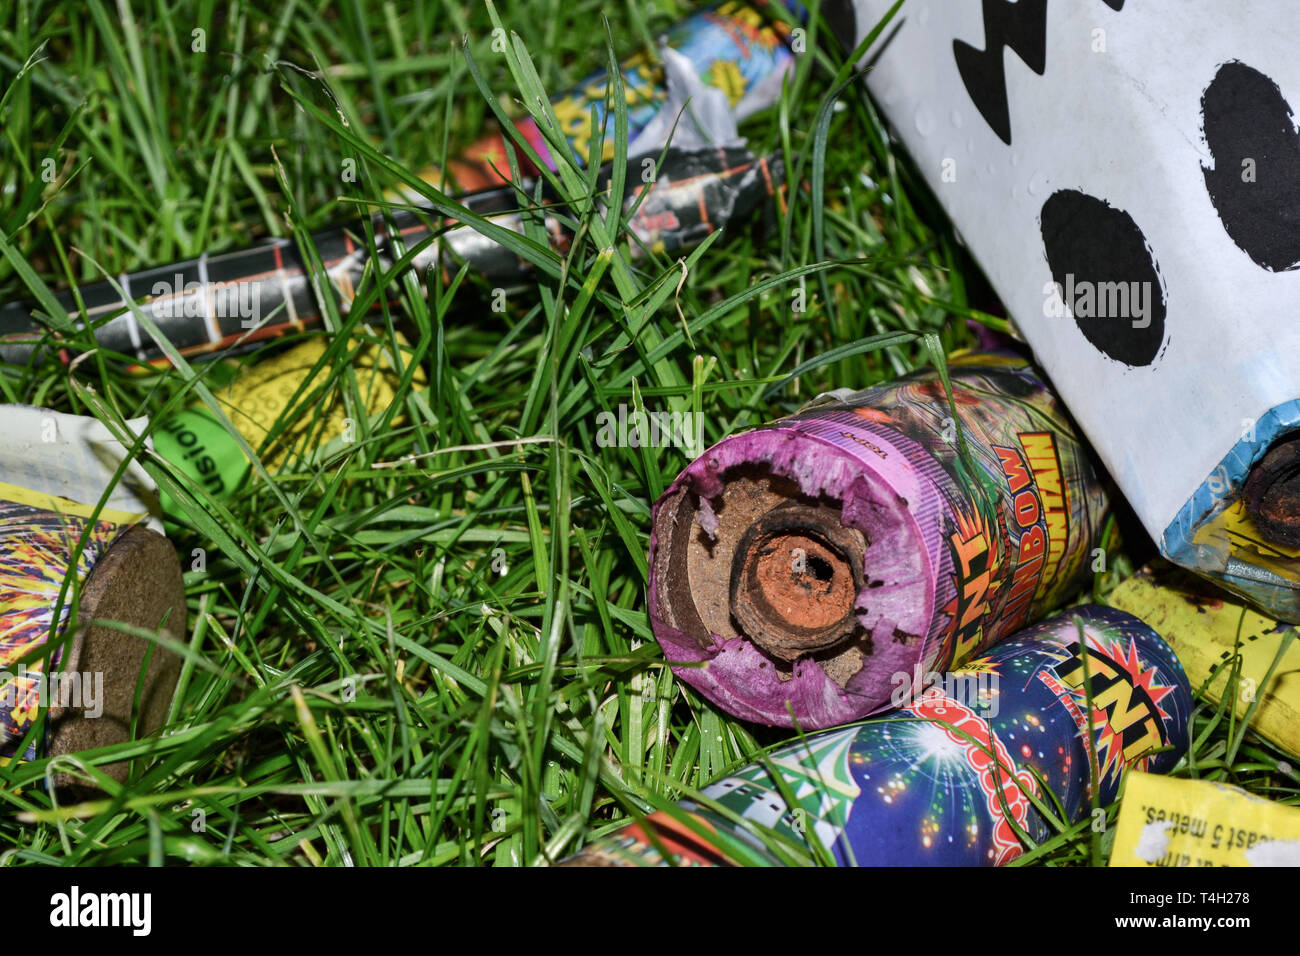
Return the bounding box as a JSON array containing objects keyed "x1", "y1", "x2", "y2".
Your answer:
[
  {"x1": 1040, "y1": 190, "x2": 1167, "y2": 367},
  {"x1": 1201, "y1": 61, "x2": 1300, "y2": 272}
]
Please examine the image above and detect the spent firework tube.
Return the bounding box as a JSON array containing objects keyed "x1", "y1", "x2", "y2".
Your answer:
[
  {"x1": 565, "y1": 606, "x2": 1193, "y2": 866},
  {"x1": 0, "y1": 145, "x2": 781, "y2": 367},
  {"x1": 827, "y1": 1, "x2": 1300, "y2": 620},
  {"x1": 649, "y1": 352, "x2": 1110, "y2": 728},
  {"x1": 0, "y1": 408, "x2": 184, "y2": 786}
]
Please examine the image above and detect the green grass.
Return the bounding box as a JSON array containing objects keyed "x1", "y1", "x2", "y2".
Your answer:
[{"x1": 1, "y1": 0, "x2": 1295, "y2": 866}]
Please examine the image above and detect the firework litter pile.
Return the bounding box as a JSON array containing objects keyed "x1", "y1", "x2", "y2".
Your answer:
[
  {"x1": 649, "y1": 353, "x2": 1111, "y2": 728},
  {"x1": 565, "y1": 607, "x2": 1192, "y2": 866}
]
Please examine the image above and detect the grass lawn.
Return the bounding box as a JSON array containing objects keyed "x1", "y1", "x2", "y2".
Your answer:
[{"x1": 1, "y1": 0, "x2": 1294, "y2": 866}]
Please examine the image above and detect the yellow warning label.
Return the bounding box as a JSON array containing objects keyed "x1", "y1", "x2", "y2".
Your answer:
[
  {"x1": 1110, "y1": 564, "x2": 1300, "y2": 758},
  {"x1": 1110, "y1": 771, "x2": 1300, "y2": 867}
]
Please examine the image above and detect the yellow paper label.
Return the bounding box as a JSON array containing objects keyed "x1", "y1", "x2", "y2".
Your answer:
[
  {"x1": 0, "y1": 479, "x2": 144, "y2": 526},
  {"x1": 1110, "y1": 771, "x2": 1300, "y2": 867},
  {"x1": 211, "y1": 335, "x2": 423, "y2": 469},
  {"x1": 1109, "y1": 564, "x2": 1300, "y2": 758}
]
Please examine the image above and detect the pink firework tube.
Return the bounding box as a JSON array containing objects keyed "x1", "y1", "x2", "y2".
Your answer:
[{"x1": 649, "y1": 352, "x2": 1112, "y2": 728}]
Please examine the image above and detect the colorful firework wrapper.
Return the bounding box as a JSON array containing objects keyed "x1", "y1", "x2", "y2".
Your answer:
[
  {"x1": 566, "y1": 606, "x2": 1192, "y2": 866},
  {"x1": 0, "y1": 145, "x2": 783, "y2": 368},
  {"x1": 829, "y1": 0, "x2": 1300, "y2": 621},
  {"x1": 1109, "y1": 561, "x2": 1300, "y2": 759},
  {"x1": 0, "y1": 407, "x2": 184, "y2": 780},
  {"x1": 0, "y1": 484, "x2": 136, "y2": 761},
  {"x1": 1110, "y1": 771, "x2": 1300, "y2": 867},
  {"x1": 650, "y1": 352, "x2": 1111, "y2": 728},
  {"x1": 440, "y1": 0, "x2": 797, "y2": 190}
]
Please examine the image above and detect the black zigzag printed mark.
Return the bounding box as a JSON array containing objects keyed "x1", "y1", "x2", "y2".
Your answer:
[
  {"x1": 953, "y1": 1, "x2": 1125, "y2": 145},
  {"x1": 953, "y1": 0, "x2": 1049, "y2": 145}
]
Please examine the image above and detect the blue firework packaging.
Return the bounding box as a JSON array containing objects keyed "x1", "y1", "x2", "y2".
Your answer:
[
  {"x1": 818, "y1": 606, "x2": 1192, "y2": 865},
  {"x1": 567, "y1": 606, "x2": 1192, "y2": 866}
]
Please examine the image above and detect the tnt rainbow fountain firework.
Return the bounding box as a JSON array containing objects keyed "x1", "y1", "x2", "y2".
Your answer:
[{"x1": 649, "y1": 353, "x2": 1112, "y2": 728}]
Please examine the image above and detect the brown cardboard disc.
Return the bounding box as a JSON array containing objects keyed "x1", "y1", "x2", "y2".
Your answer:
[
  {"x1": 729, "y1": 501, "x2": 864, "y2": 662},
  {"x1": 45, "y1": 525, "x2": 185, "y2": 788},
  {"x1": 653, "y1": 467, "x2": 871, "y2": 687}
]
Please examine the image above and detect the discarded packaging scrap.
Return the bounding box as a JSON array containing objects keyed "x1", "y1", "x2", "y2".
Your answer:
[{"x1": 1110, "y1": 770, "x2": 1300, "y2": 868}]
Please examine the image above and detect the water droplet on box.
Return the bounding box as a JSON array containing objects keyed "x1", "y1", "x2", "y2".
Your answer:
[
  {"x1": 914, "y1": 106, "x2": 935, "y2": 136},
  {"x1": 950, "y1": 109, "x2": 963, "y2": 129}
]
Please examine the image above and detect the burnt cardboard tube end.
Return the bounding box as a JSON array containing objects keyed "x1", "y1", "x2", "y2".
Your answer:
[
  {"x1": 46, "y1": 524, "x2": 186, "y2": 793},
  {"x1": 1244, "y1": 433, "x2": 1300, "y2": 548},
  {"x1": 728, "y1": 503, "x2": 863, "y2": 662}
]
